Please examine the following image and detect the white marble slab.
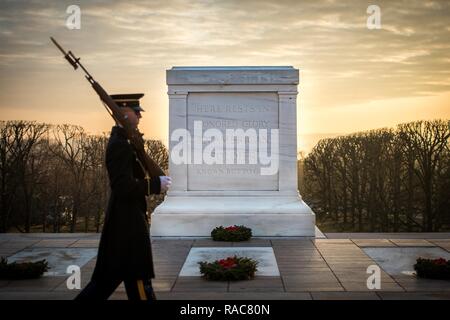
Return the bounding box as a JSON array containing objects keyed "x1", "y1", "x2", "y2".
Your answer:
[
  {"x1": 363, "y1": 247, "x2": 450, "y2": 276},
  {"x1": 151, "y1": 198, "x2": 315, "y2": 237},
  {"x1": 167, "y1": 66, "x2": 299, "y2": 85},
  {"x1": 7, "y1": 248, "x2": 97, "y2": 277},
  {"x1": 152, "y1": 66, "x2": 316, "y2": 236},
  {"x1": 179, "y1": 247, "x2": 279, "y2": 277}
]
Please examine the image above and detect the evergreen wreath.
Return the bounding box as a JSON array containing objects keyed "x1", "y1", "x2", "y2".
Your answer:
[
  {"x1": 211, "y1": 225, "x2": 252, "y2": 241},
  {"x1": 198, "y1": 255, "x2": 258, "y2": 281},
  {"x1": 414, "y1": 257, "x2": 450, "y2": 280},
  {"x1": 0, "y1": 257, "x2": 49, "y2": 280}
]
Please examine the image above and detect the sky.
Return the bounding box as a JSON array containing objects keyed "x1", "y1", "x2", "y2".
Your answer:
[{"x1": 1, "y1": 0, "x2": 449, "y2": 153}]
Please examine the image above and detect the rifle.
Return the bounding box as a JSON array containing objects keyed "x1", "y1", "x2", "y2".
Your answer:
[{"x1": 50, "y1": 37, "x2": 165, "y2": 178}]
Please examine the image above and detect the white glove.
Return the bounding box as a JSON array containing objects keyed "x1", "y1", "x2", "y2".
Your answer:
[{"x1": 159, "y1": 176, "x2": 172, "y2": 193}]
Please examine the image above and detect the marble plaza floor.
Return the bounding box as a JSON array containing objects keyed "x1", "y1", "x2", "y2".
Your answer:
[{"x1": 1, "y1": 233, "x2": 450, "y2": 300}]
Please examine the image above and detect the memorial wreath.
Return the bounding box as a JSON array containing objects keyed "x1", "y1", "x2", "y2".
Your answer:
[
  {"x1": 0, "y1": 257, "x2": 49, "y2": 280},
  {"x1": 198, "y1": 255, "x2": 258, "y2": 281},
  {"x1": 414, "y1": 257, "x2": 450, "y2": 280},
  {"x1": 211, "y1": 225, "x2": 252, "y2": 241}
]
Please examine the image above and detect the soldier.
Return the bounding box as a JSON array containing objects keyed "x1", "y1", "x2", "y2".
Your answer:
[{"x1": 75, "y1": 93, "x2": 171, "y2": 301}]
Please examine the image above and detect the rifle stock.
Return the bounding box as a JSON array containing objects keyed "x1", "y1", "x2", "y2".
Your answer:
[{"x1": 51, "y1": 37, "x2": 165, "y2": 178}]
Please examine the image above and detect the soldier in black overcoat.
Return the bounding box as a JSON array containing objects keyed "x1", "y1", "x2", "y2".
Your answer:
[{"x1": 75, "y1": 94, "x2": 172, "y2": 301}]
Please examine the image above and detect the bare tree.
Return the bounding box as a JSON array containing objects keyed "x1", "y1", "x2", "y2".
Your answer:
[
  {"x1": 49, "y1": 125, "x2": 90, "y2": 233},
  {"x1": 144, "y1": 139, "x2": 169, "y2": 219},
  {"x1": 83, "y1": 134, "x2": 108, "y2": 232},
  {"x1": 303, "y1": 119, "x2": 450, "y2": 232},
  {"x1": 398, "y1": 120, "x2": 450, "y2": 231},
  {"x1": 0, "y1": 121, "x2": 48, "y2": 232}
]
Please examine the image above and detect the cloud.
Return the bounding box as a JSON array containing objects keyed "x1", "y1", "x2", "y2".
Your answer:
[{"x1": 0, "y1": 0, "x2": 449, "y2": 111}]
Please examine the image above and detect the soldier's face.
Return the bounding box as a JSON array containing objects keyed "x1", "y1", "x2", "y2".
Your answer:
[{"x1": 123, "y1": 108, "x2": 141, "y2": 128}]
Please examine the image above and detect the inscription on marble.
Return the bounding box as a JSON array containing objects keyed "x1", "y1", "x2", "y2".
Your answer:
[{"x1": 186, "y1": 92, "x2": 279, "y2": 191}]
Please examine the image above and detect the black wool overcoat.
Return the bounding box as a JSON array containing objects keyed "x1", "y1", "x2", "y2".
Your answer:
[{"x1": 92, "y1": 126, "x2": 161, "y2": 281}]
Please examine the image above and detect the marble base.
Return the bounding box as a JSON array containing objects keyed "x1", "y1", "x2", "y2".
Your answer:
[
  {"x1": 179, "y1": 247, "x2": 279, "y2": 276},
  {"x1": 363, "y1": 247, "x2": 450, "y2": 276},
  {"x1": 151, "y1": 196, "x2": 315, "y2": 237},
  {"x1": 7, "y1": 248, "x2": 97, "y2": 276}
]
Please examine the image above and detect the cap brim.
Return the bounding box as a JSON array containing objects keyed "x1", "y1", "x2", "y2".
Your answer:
[{"x1": 133, "y1": 106, "x2": 145, "y2": 112}]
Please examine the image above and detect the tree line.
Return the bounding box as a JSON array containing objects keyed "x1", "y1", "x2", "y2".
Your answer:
[
  {"x1": 2, "y1": 119, "x2": 449, "y2": 233},
  {"x1": 0, "y1": 120, "x2": 168, "y2": 233},
  {"x1": 300, "y1": 120, "x2": 450, "y2": 232}
]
